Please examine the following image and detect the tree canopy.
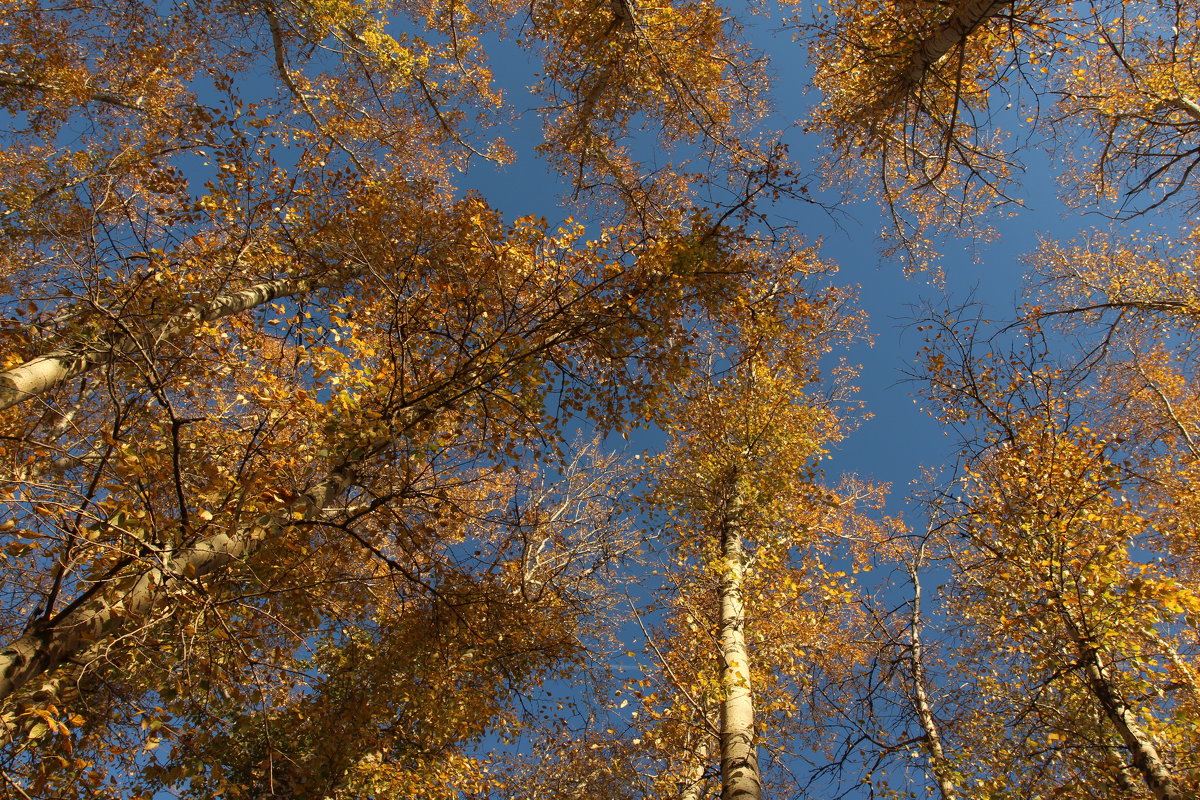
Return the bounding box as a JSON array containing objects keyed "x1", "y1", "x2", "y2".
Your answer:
[{"x1": 1, "y1": 0, "x2": 1198, "y2": 798}]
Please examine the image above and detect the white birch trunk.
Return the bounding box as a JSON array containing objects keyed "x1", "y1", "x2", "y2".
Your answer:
[
  {"x1": 0, "y1": 274, "x2": 322, "y2": 411},
  {"x1": 718, "y1": 474, "x2": 761, "y2": 800},
  {"x1": 1170, "y1": 96, "x2": 1200, "y2": 123},
  {"x1": 678, "y1": 714, "x2": 714, "y2": 800},
  {"x1": 1140, "y1": 625, "x2": 1200, "y2": 706},
  {"x1": 1077, "y1": 646, "x2": 1182, "y2": 800},
  {"x1": 907, "y1": 564, "x2": 958, "y2": 800},
  {"x1": 1055, "y1": 609, "x2": 1181, "y2": 800},
  {"x1": 0, "y1": 461, "x2": 355, "y2": 705},
  {"x1": 873, "y1": 0, "x2": 1015, "y2": 112},
  {"x1": 0, "y1": 314, "x2": 585, "y2": 706}
]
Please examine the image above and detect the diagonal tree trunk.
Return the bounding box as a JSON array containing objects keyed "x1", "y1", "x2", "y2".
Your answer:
[
  {"x1": 1057, "y1": 611, "x2": 1182, "y2": 800},
  {"x1": 0, "y1": 460, "x2": 355, "y2": 706},
  {"x1": 0, "y1": 295, "x2": 613, "y2": 705},
  {"x1": 1076, "y1": 645, "x2": 1182, "y2": 800},
  {"x1": 872, "y1": 0, "x2": 1016, "y2": 113},
  {"x1": 717, "y1": 469, "x2": 760, "y2": 800},
  {"x1": 0, "y1": 273, "x2": 327, "y2": 412}
]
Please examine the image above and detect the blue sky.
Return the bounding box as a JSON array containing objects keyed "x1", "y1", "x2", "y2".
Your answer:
[{"x1": 457, "y1": 19, "x2": 1061, "y2": 520}]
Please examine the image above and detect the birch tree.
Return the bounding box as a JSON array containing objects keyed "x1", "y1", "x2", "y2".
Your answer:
[
  {"x1": 132, "y1": 440, "x2": 641, "y2": 800},
  {"x1": 638, "y1": 260, "x2": 872, "y2": 800},
  {"x1": 801, "y1": 0, "x2": 1200, "y2": 269},
  {"x1": 915, "y1": 306, "x2": 1200, "y2": 799}
]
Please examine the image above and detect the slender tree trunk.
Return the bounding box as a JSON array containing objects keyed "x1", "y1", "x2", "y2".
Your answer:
[
  {"x1": 0, "y1": 370, "x2": 461, "y2": 706},
  {"x1": 1108, "y1": 751, "x2": 1144, "y2": 799},
  {"x1": 1076, "y1": 645, "x2": 1182, "y2": 800},
  {"x1": 873, "y1": 0, "x2": 1015, "y2": 112},
  {"x1": 0, "y1": 462, "x2": 355, "y2": 706},
  {"x1": 0, "y1": 273, "x2": 324, "y2": 411},
  {"x1": 717, "y1": 471, "x2": 760, "y2": 800},
  {"x1": 1169, "y1": 96, "x2": 1200, "y2": 123},
  {"x1": 678, "y1": 712, "x2": 714, "y2": 800},
  {"x1": 1140, "y1": 625, "x2": 1200, "y2": 706},
  {"x1": 907, "y1": 563, "x2": 958, "y2": 800}
]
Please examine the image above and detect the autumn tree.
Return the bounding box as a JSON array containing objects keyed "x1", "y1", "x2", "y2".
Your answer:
[
  {"x1": 0, "y1": 0, "x2": 820, "y2": 795},
  {"x1": 0, "y1": 189, "x2": 805, "y2": 792},
  {"x1": 913, "y1": 305, "x2": 1200, "y2": 799},
  {"x1": 773, "y1": 521, "x2": 974, "y2": 800},
  {"x1": 132, "y1": 439, "x2": 641, "y2": 800},
  {"x1": 797, "y1": 7, "x2": 1200, "y2": 784},
  {"x1": 800, "y1": 0, "x2": 1200, "y2": 269},
  {"x1": 633, "y1": 260, "x2": 872, "y2": 800}
]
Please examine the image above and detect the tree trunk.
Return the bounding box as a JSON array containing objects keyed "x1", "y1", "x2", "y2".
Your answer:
[
  {"x1": 873, "y1": 0, "x2": 1015, "y2": 112},
  {"x1": 0, "y1": 309, "x2": 593, "y2": 706},
  {"x1": 0, "y1": 273, "x2": 323, "y2": 411},
  {"x1": 0, "y1": 461, "x2": 355, "y2": 706},
  {"x1": 678, "y1": 713, "x2": 714, "y2": 800},
  {"x1": 1057, "y1": 607, "x2": 1181, "y2": 800},
  {"x1": 718, "y1": 472, "x2": 760, "y2": 800},
  {"x1": 1140, "y1": 625, "x2": 1200, "y2": 706},
  {"x1": 1076, "y1": 645, "x2": 1182, "y2": 800},
  {"x1": 908, "y1": 563, "x2": 958, "y2": 800},
  {"x1": 1169, "y1": 96, "x2": 1200, "y2": 123}
]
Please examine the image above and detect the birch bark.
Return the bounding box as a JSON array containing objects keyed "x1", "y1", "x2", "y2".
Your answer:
[
  {"x1": 0, "y1": 68, "x2": 148, "y2": 110},
  {"x1": 0, "y1": 461, "x2": 356, "y2": 705},
  {"x1": 0, "y1": 306, "x2": 597, "y2": 705},
  {"x1": 907, "y1": 563, "x2": 958, "y2": 800},
  {"x1": 717, "y1": 470, "x2": 760, "y2": 800},
  {"x1": 872, "y1": 0, "x2": 1016, "y2": 113},
  {"x1": 677, "y1": 720, "x2": 712, "y2": 800},
  {"x1": 1057, "y1": 611, "x2": 1182, "y2": 800},
  {"x1": 1077, "y1": 645, "x2": 1182, "y2": 800},
  {"x1": 0, "y1": 273, "x2": 325, "y2": 411}
]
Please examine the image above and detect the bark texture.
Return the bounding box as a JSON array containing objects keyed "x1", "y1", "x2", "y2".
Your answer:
[
  {"x1": 0, "y1": 274, "x2": 321, "y2": 412},
  {"x1": 908, "y1": 565, "x2": 958, "y2": 800},
  {"x1": 678, "y1": 714, "x2": 714, "y2": 800},
  {"x1": 873, "y1": 0, "x2": 1015, "y2": 112},
  {"x1": 0, "y1": 314, "x2": 588, "y2": 705},
  {"x1": 0, "y1": 462, "x2": 354, "y2": 705},
  {"x1": 718, "y1": 473, "x2": 760, "y2": 800},
  {"x1": 1077, "y1": 646, "x2": 1182, "y2": 800}
]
